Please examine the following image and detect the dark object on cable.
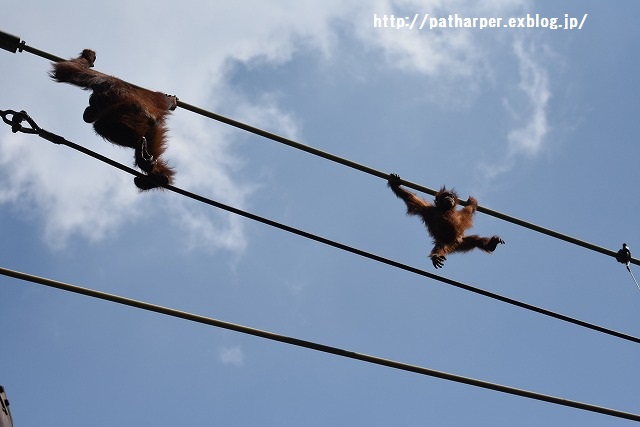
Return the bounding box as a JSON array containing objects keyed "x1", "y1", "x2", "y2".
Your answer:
[
  {"x1": 0, "y1": 30, "x2": 21, "y2": 53},
  {"x1": 616, "y1": 243, "x2": 632, "y2": 265}
]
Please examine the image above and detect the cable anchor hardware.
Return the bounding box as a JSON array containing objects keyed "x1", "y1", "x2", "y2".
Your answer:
[
  {"x1": 0, "y1": 29, "x2": 21, "y2": 53},
  {"x1": 0, "y1": 109, "x2": 39, "y2": 134},
  {"x1": 616, "y1": 243, "x2": 640, "y2": 291},
  {"x1": 0, "y1": 109, "x2": 64, "y2": 144}
]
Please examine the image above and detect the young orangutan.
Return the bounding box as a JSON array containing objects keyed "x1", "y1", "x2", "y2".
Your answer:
[{"x1": 388, "y1": 174, "x2": 504, "y2": 268}]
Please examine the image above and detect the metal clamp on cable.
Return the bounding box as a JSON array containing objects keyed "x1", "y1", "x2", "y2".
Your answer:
[
  {"x1": 0, "y1": 30, "x2": 21, "y2": 54},
  {"x1": 1, "y1": 109, "x2": 64, "y2": 144},
  {"x1": 0, "y1": 109, "x2": 40, "y2": 134},
  {"x1": 616, "y1": 243, "x2": 640, "y2": 291},
  {"x1": 616, "y1": 243, "x2": 632, "y2": 266}
]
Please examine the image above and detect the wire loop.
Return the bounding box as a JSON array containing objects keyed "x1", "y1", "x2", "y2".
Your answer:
[
  {"x1": 3, "y1": 108, "x2": 640, "y2": 346},
  {"x1": 0, "y1": 109, "x2": 41, "y2": 134}
]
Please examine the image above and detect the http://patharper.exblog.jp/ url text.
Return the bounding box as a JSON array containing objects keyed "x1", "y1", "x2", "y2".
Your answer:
[{"x1": 373, "y1": 13, "x2": 588, "y2": 31}]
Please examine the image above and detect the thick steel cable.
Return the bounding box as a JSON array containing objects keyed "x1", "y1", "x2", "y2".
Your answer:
[
  {"x1": 175, "y1": 103, "x2": 630, "y2": 263},
  {"x1": 1, "y1": 265, "x2": 639, "y2": 422},
  {"x1": 2, "y1": 108, "x2": 640, "y2": 348},
  {"x1": 0, "y1": 30, "x2": 636, "y2": 266}
]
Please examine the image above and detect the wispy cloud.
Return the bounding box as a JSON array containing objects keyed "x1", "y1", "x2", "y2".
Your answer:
[
  {"x1": 480, "y1": 38, "x2": 551, "y2": 182},
  {"x1": 0, "y1": 0, "x2": 540, "y2": 250},
  {"x1": 0, "y1": 133, "x2": 140, "y2": 249},
  {"x1": 219, "y1": 345, "x2": 244, "y2": 367},
  {"x1": 0, "y1": 1, "x2": 326, "y2": 251},
  {"x1": 359, "y1": 0, "x2": 525, "y2": 78},
  {"x1": 352, "y1": 0, "x2": 551, "y2": 184},
  {"x1": 507, "y1": 39, "x2": 551, "y2": 157}
]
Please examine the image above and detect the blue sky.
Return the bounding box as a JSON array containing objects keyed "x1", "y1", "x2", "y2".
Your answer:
[{"x1": 1, "y1": 1, "x2": 640, "y2": 425}]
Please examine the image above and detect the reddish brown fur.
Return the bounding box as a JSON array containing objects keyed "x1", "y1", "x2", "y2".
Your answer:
[
  {"x1": 50, "y1": 49, "x2": 177, "y2": 190},
  {"x1": 388, "y1": 174, "x2": 504, "y2": 268}
]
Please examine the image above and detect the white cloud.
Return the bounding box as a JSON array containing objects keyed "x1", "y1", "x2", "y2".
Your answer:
[
  {"x1": 358, "y1": 0, "x2": 526, "y2": 78},
  {"x1": 0, "y1": 0, "x2": 541, "y2": 250},
  {"x1": 507, "y1": 39, "x2": 551, "y2": 157},
  {"x1": 219, "y1": 345, "x2": 244, "y2": 367},
  {"x1": 352, "y1": 0, "x2": 552, "y2": 185},
  {"x1": 0, "y1": 1, "x2": 332, "y2": 251},
  {"x1": 480, "y1": 38, "x2": 551, "y2": 182},
  {"x1": 0, "y1": 132, "x2": 139, "y2": 249}
]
